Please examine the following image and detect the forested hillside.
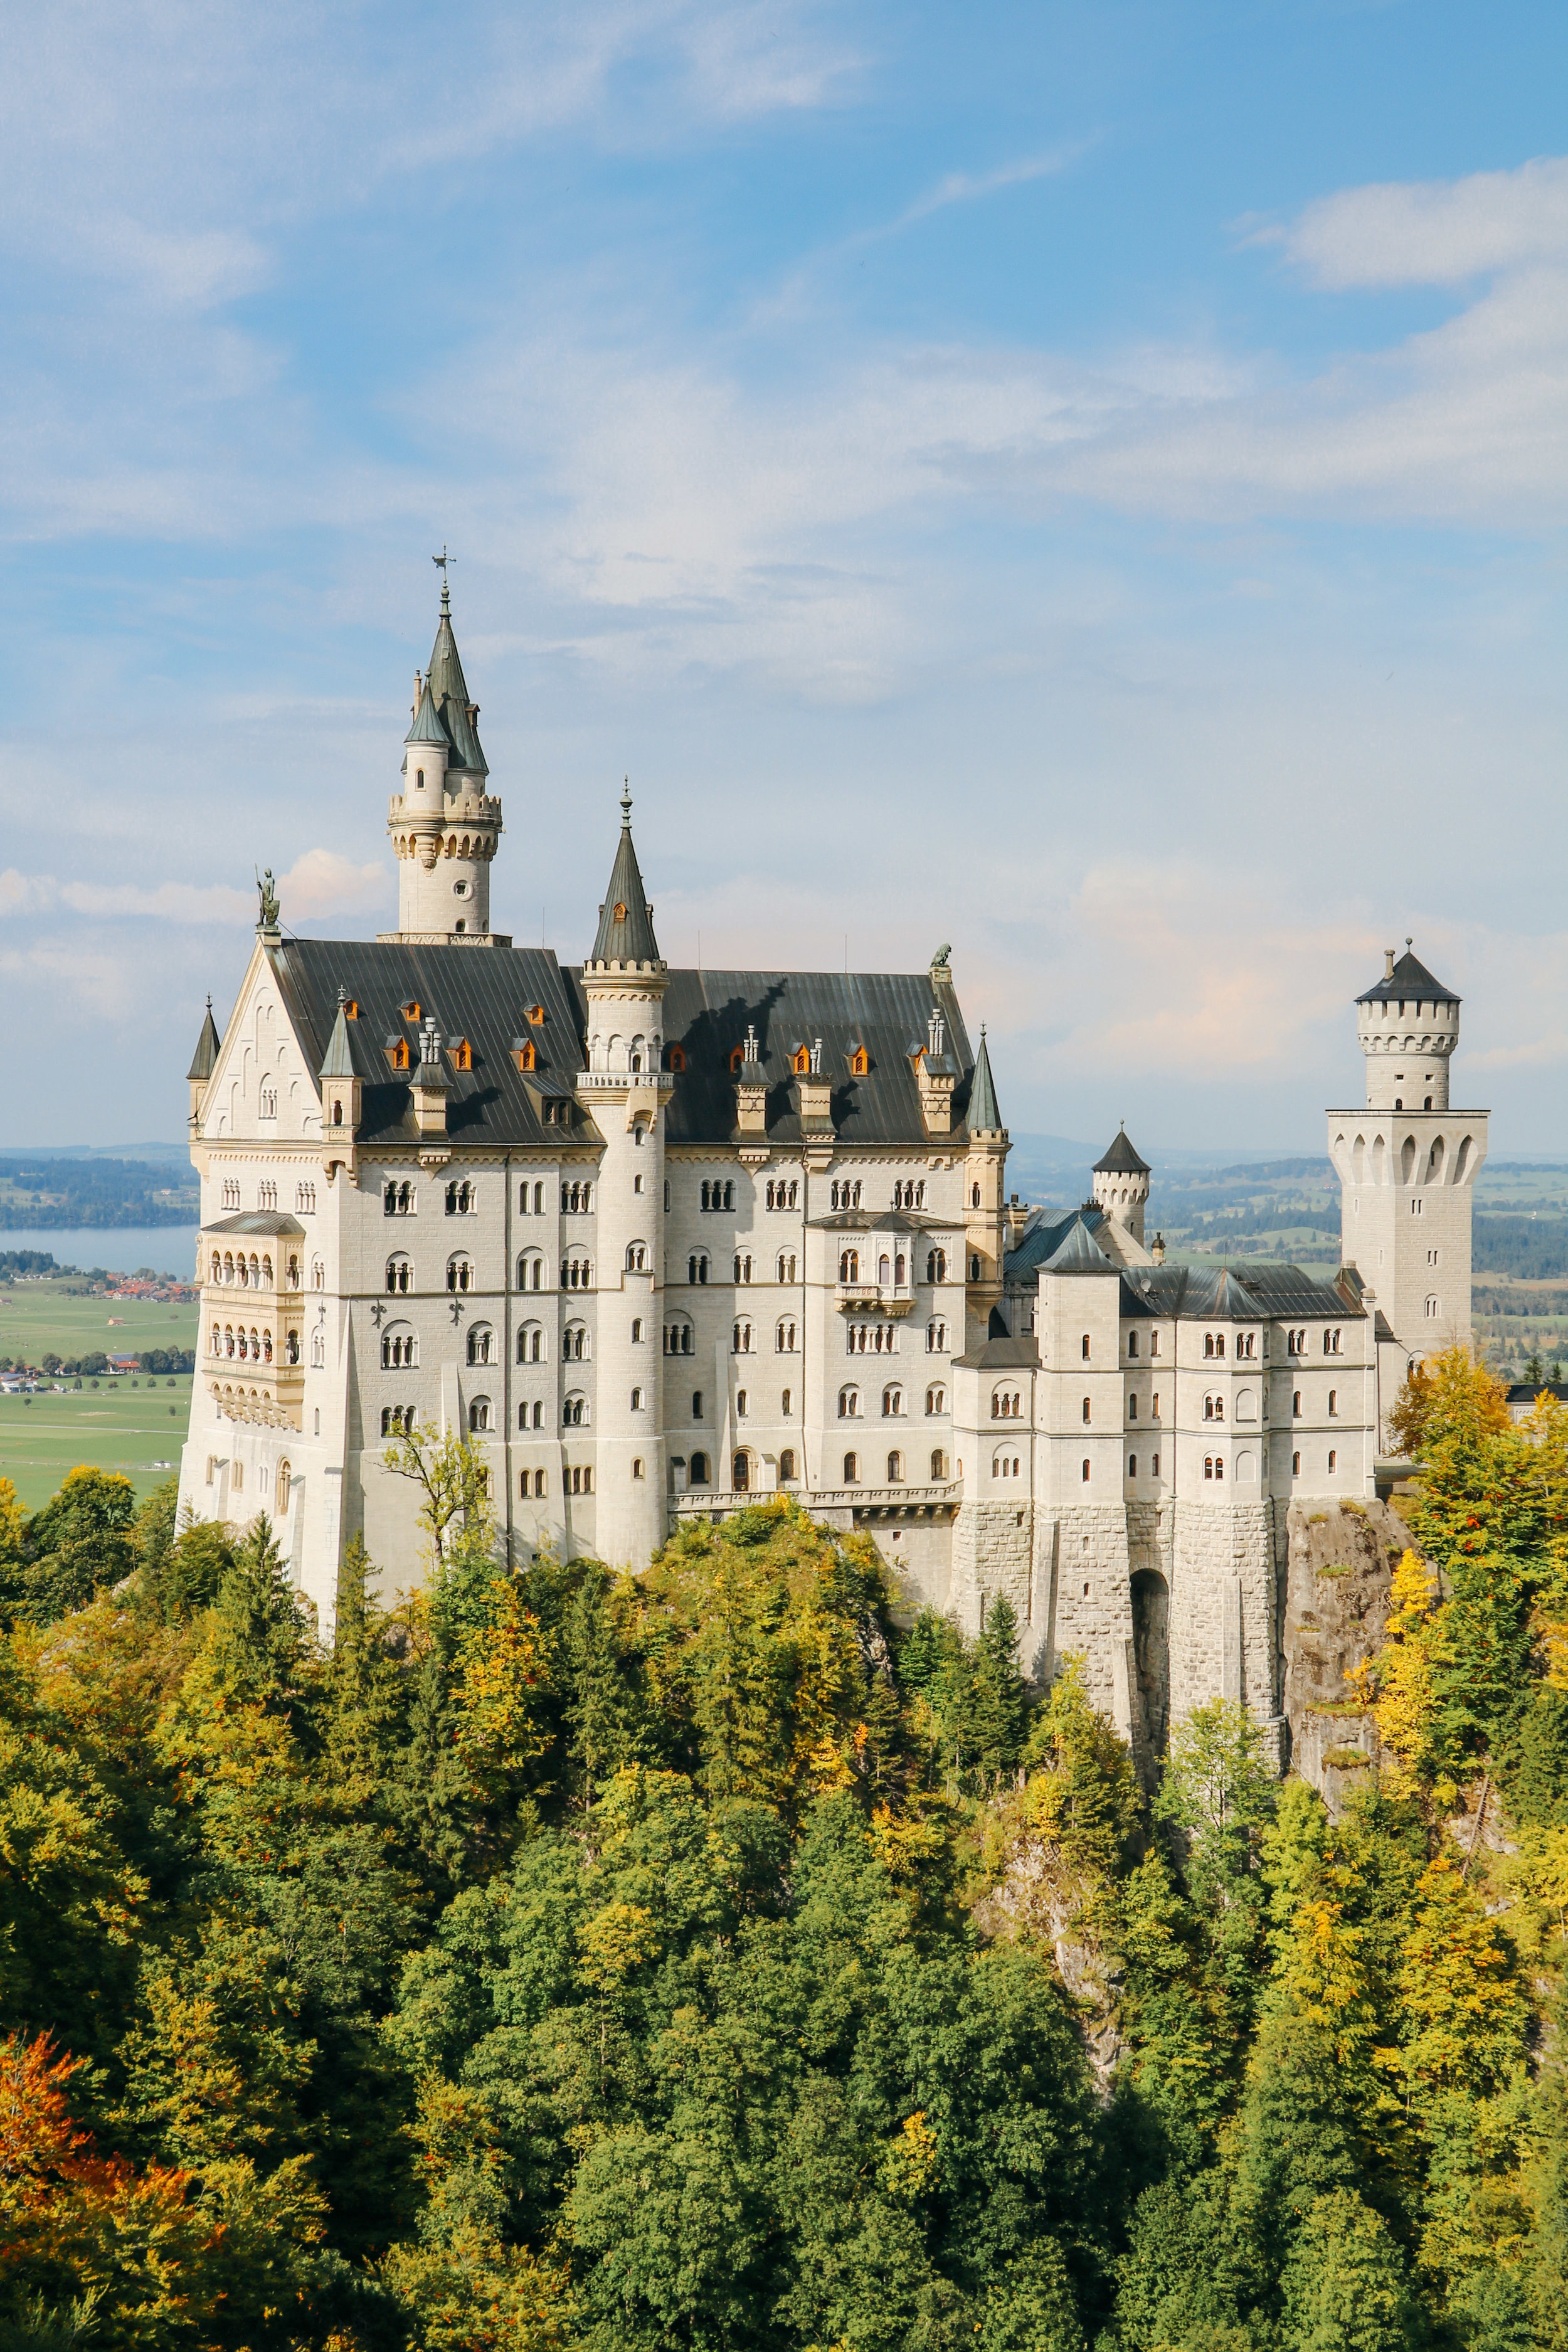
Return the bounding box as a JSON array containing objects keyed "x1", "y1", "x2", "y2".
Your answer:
[{"x1": 2, "y1": 1351, "x2": 1568, "y2": 2351}]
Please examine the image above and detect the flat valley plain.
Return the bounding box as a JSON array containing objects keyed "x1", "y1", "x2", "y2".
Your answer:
[{"x1": 0, "y1": 1285, "x2": 198, "y2": 1510}]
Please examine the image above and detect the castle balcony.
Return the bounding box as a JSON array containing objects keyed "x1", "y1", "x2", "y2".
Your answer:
[
  {"x1": 671, "y1": 1480, "x2": 959, "y2": 1529},
  {"x1": 835, "y1": 1280, "x2": 916, "y2": 1318},
  {"x1": 205, "y1": 1359, "x2": 305, "y2": 1433}
]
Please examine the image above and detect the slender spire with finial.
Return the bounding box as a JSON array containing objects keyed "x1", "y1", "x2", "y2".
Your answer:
[
  {"x1": 622, "y1": 776, "x2": 633, "y2": 827},
  {"x1": 589, "y1": 783, "x2": 661, "y2": 966},
  {"x1": 433, "y1": 544, "x2": 452, "y2": 615}
]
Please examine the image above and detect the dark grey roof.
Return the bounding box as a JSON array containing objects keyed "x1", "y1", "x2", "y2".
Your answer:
[
  {"x1": 424, "y1": 589, "x2": 488, "y2": 776},
  {"x1": 201, "y1": 1211, "x2": 306, "y2": 1238},
  {"x1": 319, "y1": 991, "x2": 356, "y2": 1081},
  {"x1": 265, "y1": 940, "x2": 982, "y2": 1153},
  {"x1": 809, "y1": 1209, "x2": 949, "y2": 1234},
  {"x1": 1094, "y1": 1124, "x2": 1150, "y2": 1175},
  {"x1": 1357, "y1": 947, "x2": 1458, "y2": 1007},
  {"x1": 405, "y1": 678, "x2": 448, "y2": 750},
  {"x1": 1508, "y1": 1382, "x2": 1568, "y2": 1404},
  {"x1": 589, "y1": 795, "x2": 662, "y2": 966},
  {"x1": 1005, "y1": 1205, "x2": 1108, "y2": 1276},
  {"x1": 967, "y1": 1029, "x2": 1002, "y2": 1132},
  {"x1": 1116, "y1": 1259, "x2": 1365, "y2": 1323},
  {"x1": 1043, "y1": 1214, "x2": 1116, "y2": 1274},
  {"x1": 953, "y1": 1335, "x2": 1041, "y2": 1370},
  {"x1": 187, "y1": 998, "x2": 221, "y2": 1082}
]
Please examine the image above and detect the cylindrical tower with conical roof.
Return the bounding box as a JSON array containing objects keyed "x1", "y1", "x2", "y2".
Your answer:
[
  {"x1": 383, "y1": 580, "x2": 507, "y2": 946},
  {"x1": 1093, "y1": 1125, "x2": 1151, "y2": 1244}
]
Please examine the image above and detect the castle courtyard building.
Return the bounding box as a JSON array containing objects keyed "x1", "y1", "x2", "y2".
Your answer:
[{"x1": 177, "y1": 586, "x2": 1487, "y2": 1771}]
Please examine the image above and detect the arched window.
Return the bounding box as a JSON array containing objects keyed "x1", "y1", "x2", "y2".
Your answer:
[
  {"x1": 1081, "y1": 1458, "x2": 1091, "y2": 1483},
  {"x1": 563, "y1": 1323, "x2": 589, "y2": 1361},
  {"x1": 667, "y1": 1044, "x2": 686, "y2": 1072},
  {"x1": 518, "y1": 1323, "x2": 544, "y2": 1364},
  {"x1": 447, "y1": 1255, "x2": 472, "y2": 1293},
  {"x1": 839, "y1": 1250, "x2": 859, "y2": 1282},
  {"x1": 1127, "y1": 1331, "x2": 1139, "y2": 1359},
  {"x1": 277, "y1": 1459, "x2": 291, "y2": 1514},
  {"x1": 926, "y1": 1385, "x2": 945, "y2": 1414},
  {"x1": 878, "y1": 1253, "x2": 891, "y2": 1285},
  {"x1": 469, "y1": 1397, "x2": 492, "y2": 1433},
  {"x1": 775, "y1": 1319, "x2": 797, "y2": 1352},
  {"x1": 926, "y1": 1318, "x2": 946, "y2": 1353},
  {"x1": 664, "y1": 1319, "x2": 694, "y2": 1355},
  {"x1": 563, "y1": 1393, "x2": 588, "y2": 1427},
  {"x1": 386, "y1": 1254, "x2": 411, "y2": 1294},
  {"x1": 1081, "y1": 1334, "x2": 1091, "y2": 1361},
  {"x1": 926, "y1": 1248, "x2": 946, "y2": 1284},
  {"x1": 1128, "y1": 1455, "x2": 1136, "y2": 1480},
  {"x1": 1292, "y1": 1450, "x2": 1301, "y2": 1475},
  {"x1": 562, "y1": 1257, "x2": 592, "y2": 1290},
  {"x1": 780, "y1": 1448, "x2": 798, "y2": 1483},
  {"x1": 381, "y1": 1324, "x2": 416, "y2": 1369},
  {"x1": 626, "y1": 1241, "x2": 647, "y2": 1271},
  {"x1": 1424, "y1": 1295, "x2": 1439, "y2": 1319},
  {"x1": 930, "y1": 1448, "x2": 947, "y2": 1480},
  {"x1": 1328, "y1": 1448, "x2": 1337, "y2": 1471},
  {"x1": 467, "y1": 1325, "x2": 494, "y2": 1366},
  {"x1": 517, "y1": 1253, "x2": 544, "y2": 1291},
  {"x1": 776, "y1": 1253, "x2": 797, "y2": 1284},
  {"x1": 843, "y1": 1451, "x2": 859, "y2": 1483},
  {"x1": 971, "y1": 1183, "x2": 981, "y2": 1208},
  {"x1": 1204, "y1": 1456, "x2": 1214, "y2": 1480},
  {"x1": 731, "y1": 1322, "x2": 753, "y2": 1354},
  {"x1": 838, "y1": 1386, "x2": 859, "y2": 1418},
  {"x1": 993, "y1": 1387, "x2": 1020, "y2": 1420},
  {"x1": 689, "y1": 1451, "x2": 710, "y2": 1486},
  {"x1": 1328, "y1": 1389, "x2": 1338, "y2": 1416},
  {"x1": 310, "y1": 1330, "x2": 325, "y2": 1368},
  {"x1": 882, "y1": 1385, "x2": 903, "y2": 1417},
  {"x1": 445, "y1": 1179, "x2": 475, "y2": 1216},
  {"x1": 887, "y1": 1450, "x2": 903, "y2": 1483},
  {"x1": 1081, "y1": 1396, "x2": 1091, "y2": 1424},
  {"x1": 732, "y1": 1451, "x2": 750, "y2": 1490},
  {"x1": 689, "y1": 1253, "x2": 709, "y2": 1285},
  {"x1": 733, "y1": 1254, "x2": 752, "y2": 1283}
]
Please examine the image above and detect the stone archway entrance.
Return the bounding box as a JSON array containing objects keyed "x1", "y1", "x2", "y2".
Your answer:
[{"x1": 1130, "y1": 1567, "x2": 1170, "y2": 1763}]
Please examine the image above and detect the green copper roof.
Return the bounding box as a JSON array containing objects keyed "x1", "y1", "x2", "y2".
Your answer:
[
  {"x1": 967, "y1": 1027, "x2": 1003, "y2": 1132},
  {"x1": 589, "y1": 788, "x2": 662, "y2": 965},
  {"x1": 187, "y1": 997, "x2": 221, "y2": 1082},
  {"x1": 424, "y1": 586, "x2": 489, "y2": 776},
  {"x1": 319, "y1": 990, "x2": 358, "y2": 1081},
  {"x1": 405, "y1": 677, "x2": 448, "y2": 750}
]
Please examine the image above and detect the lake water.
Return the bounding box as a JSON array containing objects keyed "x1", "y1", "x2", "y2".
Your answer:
[{"x1": 0, "y1": 1226, "x2": 201, "y2": 1279}]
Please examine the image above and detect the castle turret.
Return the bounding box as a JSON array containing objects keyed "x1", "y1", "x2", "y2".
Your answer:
[
  {"x1": 1328, "y1": 940, "x2": 1488, "y2": 1421},
  {"x1": 383, "y1": 577, "x2": 508, "y2": 946},
  {"x1": 577, "y1": 787, "x2": 672, "y2": 1567},
  {"x1": 963, "y1": 1027, "x2": 1009, "y2": 1335},
  {"x1": 187, "y1": 997, "x2": 221, "y2": 1134},
  {"x1": 1093, "y1": 1125, "x2": 1151, "y2": 1246}
]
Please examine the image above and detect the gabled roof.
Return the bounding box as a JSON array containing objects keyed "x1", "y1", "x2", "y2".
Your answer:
[
  {"x1": 262, "y1": 940, "x2": 982, "y2": 1152},
  {"x1": 201, "y1": 1210, "x2": 306, "y2": 1239},
  {"x1": 423, "y1": 586, "x2": 488, "y2": 775},
  {"x1": 1094, "y1": 1123, "x2": 1150, "y2": 1175},
  {"x1": 967, "y1": 1027, "x2": 1003, "y2": 1133},
  {"x1": 953, "y1": 1334, "x2": 1042, "y2": 1371},
  {"x1": 1115, "y1": 1259, "x2": 1365, "y2": 1323},
  {"x1": 590, "y1": 790, "x2": 662, "y2": 966},
  {"x1": 1004, "y1": 1204, "x2": 1108, "y2": 1276},
  {"x1": 187, "y1": 997, "x2": 221, "y2": 1082},
  {"x1": 1357, "y1": 946, "x2": 1458, "y2": 1007},
  {"x1": 319, "y1": 990, "x2": 356, "y2": 1081}
]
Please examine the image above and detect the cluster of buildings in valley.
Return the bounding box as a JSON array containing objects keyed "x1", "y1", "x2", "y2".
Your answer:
[{"x1": 174, "y1": 581, "x2": 1488, "y2": 1769}]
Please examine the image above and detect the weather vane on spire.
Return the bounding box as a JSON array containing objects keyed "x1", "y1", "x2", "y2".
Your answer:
[
  {"x1": 433, "y1": 545, "x2": 453, "y2": 608},
  {"x1": 621, "y1": 775, "x2": 633, "y2": 825}
]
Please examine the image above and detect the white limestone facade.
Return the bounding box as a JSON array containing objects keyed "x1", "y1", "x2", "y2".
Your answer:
[{"x1": 174, "y1": 584, "x2": 1485, "y2": 1767}]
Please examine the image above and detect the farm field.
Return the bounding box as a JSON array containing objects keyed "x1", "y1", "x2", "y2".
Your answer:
[{"x1": 0, "y1": 1283, "x2": 200, "y2": 1510}]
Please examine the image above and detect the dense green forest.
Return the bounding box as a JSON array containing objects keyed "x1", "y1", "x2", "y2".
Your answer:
[
  {"x1": 3, "y1": 1350, "x2": 1568, "y2": 2351},
  {"x1": 0, "y1": 1159, "x2": 198, "y2": 1230}
]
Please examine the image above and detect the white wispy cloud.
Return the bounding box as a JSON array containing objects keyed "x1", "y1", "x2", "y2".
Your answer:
[
  {"x1": 1277, "y1": 154, "x2": 1568, "y2": 289},
  {"x1": 0, "y1": 850, "x2": 386, "y2": 928}
]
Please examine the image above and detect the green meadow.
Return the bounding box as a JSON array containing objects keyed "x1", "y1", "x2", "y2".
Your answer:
[{"x1": 0, "y1": 1283, "x2": 199, "y2": 1510}]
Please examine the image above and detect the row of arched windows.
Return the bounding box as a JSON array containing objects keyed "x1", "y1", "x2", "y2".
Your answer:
[{"x1": 847, "y1": 1322, "x2": 897, "y2": 1353}]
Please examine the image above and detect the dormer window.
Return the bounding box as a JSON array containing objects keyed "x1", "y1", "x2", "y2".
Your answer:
[
  {"x1": 667, "y1": 1044, "x2": 686, "y2": 1073},
  {"x1": 527, "y1": 1005, "x2": 545, "y2": 1025},
  {"x1": 402, "y1": 1001, "x2": 421, "y2": 1022},
  {"x1": 388, "y1": 1038, "x2": 410, "y2": 1072},
  {"x1": 850, "y1": 1044, "x2": 868, "y2": 1076},
  {"x1": 613, "y1": 901, "x2": 627, "y2": 921},
  {"x1": 514, "y1": 1041, "x2": 536, "y2": 1073},
  {"x1": 730, "y1": 1046, "x2": 746, "y2": 1073},
  {"x1": 792, "y1": 1046, "x2": 810, "y2": 1074},
  {"x1": 448, "y1": 1039, "x2": 472, "y2": 1072},
  {"x1": 342, "y1": 999, "x2": 359, "y2": 1020}
]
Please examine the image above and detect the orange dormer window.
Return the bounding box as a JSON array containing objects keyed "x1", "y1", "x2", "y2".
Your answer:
[
  {"x1": 613, "y1": 902, "x2": 627, "y2": 922},
  {"x1": 343, "y1": 1000, "x2": 359, "y2": 1020},
  {"x1": 450, "y1": 1040, "x2": 472, "y2": 1072},
  {"x1": 401, "y1": 1000, "x2": 421, "y2": 1022},
  {"x1": 514, "y1": 1042, "x2": 537, "y2": 1073},
  {"x1": 850, "y1": 1046, "x2": 868, "y2": 1076},
  {"x1": 729, "y1": 1046, "x2": 746, "y2": 1073},
  {"x1": 792, "y1": 1047, "x2": 810, "y2": 1075},
  {"x1": 527, "y1": 1004, "x2": 545, "y2": 1026},
  {"x1": 667, "y1": 1044, "x2": 686, "y2": 1073},
  {"x1": 388, "y1": 1039, "x2": 410, "y2": 1072}
]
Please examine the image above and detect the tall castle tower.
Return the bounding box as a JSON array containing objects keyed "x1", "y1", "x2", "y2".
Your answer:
[
  {"x1": 1093, "y1": 1125, "x2": 1151, "y2": 1246},
  {"x1": 382, "y1": 578, "x2": 509, "y2": 946},
  {"x1": 578, "y1": 790, "x2": 673, "y2": 1565},
  {"x1": 1328, "y1": 943, "x2": 1488, "y2": 1409}
]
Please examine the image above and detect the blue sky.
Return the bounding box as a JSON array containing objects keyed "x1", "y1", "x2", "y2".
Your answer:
[{"x1": 1, "y1": 0, "x2": 1565, "y2": 1153}]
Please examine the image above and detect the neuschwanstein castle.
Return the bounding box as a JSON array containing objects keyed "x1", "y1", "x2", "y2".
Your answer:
[{"x1": 176, "y1": 581, "x2": 1488, "y2": 1766}]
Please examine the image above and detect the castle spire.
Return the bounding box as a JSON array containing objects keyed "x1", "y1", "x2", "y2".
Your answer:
[
  {"x1": 588, "y1": 785, "x2": 662, "y2": 967},
  {"x1": 968, "y1": 1026, "x2": 1003, "y2": 1134}
]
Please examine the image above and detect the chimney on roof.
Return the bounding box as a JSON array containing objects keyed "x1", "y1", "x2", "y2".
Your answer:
[
  {"x1": 1151, "y1": 1231, "x2": 1167, "y2": 1264},
  {"x1": 1384, "y1": 947, "x2": 1396, "y2": 980}
]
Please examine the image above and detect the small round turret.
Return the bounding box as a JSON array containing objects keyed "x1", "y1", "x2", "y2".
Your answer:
[
  {"x1": 1355, "y1": 941, "x2": 1459, "y2": 1112},
  {"x1": 1093, "y1": 1124, "x2": 1150, "y2": 1244}
]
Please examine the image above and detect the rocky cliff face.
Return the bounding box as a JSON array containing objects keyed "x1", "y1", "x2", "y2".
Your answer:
[{"x1": 1281, "y1": 1496, "x2": 1411, "y2": 1812}]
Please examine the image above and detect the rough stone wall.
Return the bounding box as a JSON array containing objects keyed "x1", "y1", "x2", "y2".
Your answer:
[
  {"x1": 1026, "y1": 1507, "x2": 1138, "y2": 1739},
  {"x1": 1167, "y1": 1499, "x2": 1281, "y2": 1725},
  {"x1": 1281, "y1": 1496, "x2": 1408, "y2": 1810}
]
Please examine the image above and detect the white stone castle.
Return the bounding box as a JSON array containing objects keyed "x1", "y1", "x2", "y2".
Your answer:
[{"x1": 176, "y1": 583, "x2": 1488, "y2": 1766}]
